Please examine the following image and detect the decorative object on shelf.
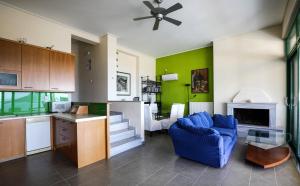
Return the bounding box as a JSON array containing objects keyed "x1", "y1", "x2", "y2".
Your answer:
[
  {"x1": 117, "y1": 71, "x2": 131, "y2": 96},
  {"x1": 141, "y1": 76, "x2": 162, "y2": 116},
  {"x1": 191, "y1": 68, "x2": 208, "y2": 93},
  {"x1": 85, "y1": 51, "x2": 92, "y2": 71}
]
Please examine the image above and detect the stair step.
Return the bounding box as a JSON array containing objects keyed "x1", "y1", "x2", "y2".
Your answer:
[
  {"x1": 109, "y1": 114, "x2": 122, "y2": 123},
  {"x1": 110, "y1": 121, "x2": 129, "y2": 132},
  {"x1": 110, "y1": 128, "x2": 135, "y2": 143},
  {"x1": 110, "y1": 136, "x2": 142, "y2": 157}
]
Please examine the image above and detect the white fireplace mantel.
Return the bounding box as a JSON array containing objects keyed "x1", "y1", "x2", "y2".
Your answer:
[{"x1": 227, "y1": 102, "x2": 277, "y2": 129}]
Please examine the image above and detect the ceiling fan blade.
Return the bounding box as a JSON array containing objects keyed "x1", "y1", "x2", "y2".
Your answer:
[
  {"x1": 143, "y1": 1, "x2": 155, "y2": 11},
  {"x1": 133, "y1": 16, "x2": 155, "y2": 21},
  {"x1": 163, "y1": 3, "x2": 183, "y2": 15},
  {"x1": 164, "y1": 17, "x2": 182, "y2": 26},
  {"x1": 153, "y1": 19, "x2": 160, "y2": 30}
]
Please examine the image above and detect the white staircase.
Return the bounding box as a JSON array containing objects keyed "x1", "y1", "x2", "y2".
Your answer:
[{"x1": 110, "y1": 112, "x2": 142, "y2": 157}]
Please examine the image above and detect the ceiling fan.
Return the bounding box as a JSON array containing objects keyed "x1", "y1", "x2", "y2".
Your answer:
[{"x1": 133, "y1": 0, "x2": 183, "y2": 31}]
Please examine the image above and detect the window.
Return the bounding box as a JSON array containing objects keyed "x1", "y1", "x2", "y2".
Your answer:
[
  {"x1": 287, "y1": 25, "x2": 297, "y2": 55},
  {"x1": 286, "y1": 10, "x2": 300, "y2": 161}
]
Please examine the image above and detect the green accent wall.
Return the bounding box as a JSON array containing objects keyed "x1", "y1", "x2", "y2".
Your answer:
[
  {"x1": 0, "y1": 92, "x2": 69, "y2": 116},
  {"x1": 156, "y1": 47, "x2": 213, "y2": 115}
]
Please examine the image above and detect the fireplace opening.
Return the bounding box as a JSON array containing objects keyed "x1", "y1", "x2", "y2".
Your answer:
[{"x1": 233, "y1": 108, "x2": 269, "y2": 127}]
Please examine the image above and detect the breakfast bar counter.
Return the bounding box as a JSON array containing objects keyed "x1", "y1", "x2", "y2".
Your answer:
[{"x1": 52, "y1": 115, "x2": 109, "y2": 168}]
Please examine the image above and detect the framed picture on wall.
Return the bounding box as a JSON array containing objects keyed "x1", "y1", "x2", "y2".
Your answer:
[
  {"x1": 191, "y1": 68, "x2": 208, "y2": 93},
  {"x1": 117, "y1": 72, "x2": 131, "y2": 96}
]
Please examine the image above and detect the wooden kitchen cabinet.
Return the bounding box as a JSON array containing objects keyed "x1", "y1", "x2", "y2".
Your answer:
[
  {"x1": 54, "y1": 118, "x2": 77, "y2": 163},
  {"x1": 0, "y1": 38, "x2": 22, "y2": 71},
  {"x1": 0, "y1": 37, "x2": 76, "y2": 92},
  {"x1": 21, "y1": 45, "x2": 50, "y2": 91},
  {"x1": 50, "y1": 52, "x2": 75, "y2": 92},
  {"x1": 53, "y1": 117, "x2": 107, "y2": 168},
  {"x1": 0, "y1": 119, "x2": 25, "y2": 162}
]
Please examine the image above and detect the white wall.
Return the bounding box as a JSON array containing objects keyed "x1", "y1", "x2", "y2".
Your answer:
[
  {"x1": 106, "y1": 35, "x2": 118, "y2": 101},
  {"x1": 71, "y1": 40, "x2": 80, "y2": 101},
  {"x1": 116, "y1": 51, "x2": 138, "y2": 100},
  {"x1": 118, "y1": 45, "x2": 156, "y2": 101},
  {"x1": 71, "y1": 39, "x2": 97, "y2": 102},
  {"x1": 0, "y1": 3, "x2": 99, "y2": 53},
  {"x1": 213, "y1": 25, "x2": 286, "y2": 129}
]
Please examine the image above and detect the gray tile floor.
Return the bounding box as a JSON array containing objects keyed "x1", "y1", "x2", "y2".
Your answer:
[{"x1": 0, "y1": 134, "x2": 299, "y2": 186}]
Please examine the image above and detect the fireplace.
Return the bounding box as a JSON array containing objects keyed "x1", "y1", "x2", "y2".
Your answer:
[
  {"x1": 233, "y1": 108, "x2": 269, "y2": 127},
  {"x1": 227, "y1": 103, "x2": 276, "y2": 129}
]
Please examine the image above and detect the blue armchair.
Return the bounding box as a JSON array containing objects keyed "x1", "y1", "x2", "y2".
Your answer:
[{"x1": 169, "y1": 112, "x2": 238, "y2": 168}]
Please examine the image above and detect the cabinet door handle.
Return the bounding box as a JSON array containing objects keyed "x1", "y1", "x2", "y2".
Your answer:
[
  {"x1": 23, "y1": 86, "x2": 33, "y2": 89},
  {"x1": 51, "y1": 88, "x2": 59, "y2": 90}
]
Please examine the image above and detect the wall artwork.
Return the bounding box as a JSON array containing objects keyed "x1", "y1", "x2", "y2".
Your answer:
[
  {"x1": 191, "y1": 68, "x2": 208, "y2": 93},
  {"x1": 117, "y1": 72, "x2": 131, "y2": 96}
]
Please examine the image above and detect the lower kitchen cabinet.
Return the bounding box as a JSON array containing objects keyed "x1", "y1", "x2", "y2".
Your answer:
[
  {"x1": 0, "y1": 119, "x2": 25, "y2": 162},
  {"x1": 54, "y1": 118, "x2": 77, "y2": 163},
  {"x1": 53, "y1": 117, "x2": 107, "y2": 168}
]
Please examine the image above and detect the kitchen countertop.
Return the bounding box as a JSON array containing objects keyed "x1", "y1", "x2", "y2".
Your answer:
[
  {"x1": 53, "y1": 113, "x2": 107, "y2": 122},
  {"x1": 0, "y1": 113, "x2": 106, "y2": 122}
]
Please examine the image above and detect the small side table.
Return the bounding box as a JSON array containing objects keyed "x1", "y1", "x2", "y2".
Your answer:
[{"x1": 245, "y1": 129, "x2": 291, "y2": 169}]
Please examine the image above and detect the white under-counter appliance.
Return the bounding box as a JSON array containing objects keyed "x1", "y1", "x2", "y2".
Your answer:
[{"x1": 26, "y1": 116, "x2": 51, "y2": 155}]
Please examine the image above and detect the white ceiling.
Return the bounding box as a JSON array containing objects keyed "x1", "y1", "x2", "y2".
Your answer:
[{"x1": 2, "y1": 0, "x2": 288, "y2": 57}]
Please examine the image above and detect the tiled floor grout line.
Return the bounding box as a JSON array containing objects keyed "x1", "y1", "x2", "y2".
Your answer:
[
  {"x1": 63, "y1": 163, "x2": 104, "y2": 180},
  {"x1": 164, "y1": 173, "x2": 179, "y2": 186},
  {"x1": 50, "y1": 170, "x2": 71, "y2": 186},
  {"x1": 248, "y1": 166, "x2": 253, "y2": 186},
  {"x1": 191, "y1": 166, "x2": 208, "y2": 186},
  {"x1": 136, "y1": 166, "x2": 164, "y2": 186},
  {"x1": 274, "y1": 167, "x2": 278, "y2": 186},
  {"x1": 112, "y1": 156, "x2": 141, "y2": 170}
]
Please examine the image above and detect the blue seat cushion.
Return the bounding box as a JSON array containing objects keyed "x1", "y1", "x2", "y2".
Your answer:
[
  {"x1": 190, "y1": 113, "x2": 210, "y2": 128},
  {"x1": 212, "y1": 127, "x2": 236, "y2": 138},
  {"x1": 203, "y1": 112, "x2": 214, "y2": 128},
  {"x1": 177, "y1": 118, "x2": 219, "y2": 136},
  {"x1": 222, "y1": 136, "x2": 233, "y2": 152},
  {"x1": 213, "y1": 114, "x2": 235, "y2": 129}
]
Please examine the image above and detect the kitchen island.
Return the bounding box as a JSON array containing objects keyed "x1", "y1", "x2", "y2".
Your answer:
[{"x1": 52, "y1": 113, "x2": 109, "y2": 168}]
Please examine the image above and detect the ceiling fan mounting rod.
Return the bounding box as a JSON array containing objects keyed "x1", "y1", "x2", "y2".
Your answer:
[{"x1": 155, "y1": 0, "x2": 163, "y2": 5}]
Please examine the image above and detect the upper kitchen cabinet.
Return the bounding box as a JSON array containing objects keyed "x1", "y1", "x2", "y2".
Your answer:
[
  {"x1": 0, "y1": 39, "x2": 22, "y2": 90},
  {"x1": 0, "y1": 38, "x2": 22, "y2": 71},
  {"x1": 22, "y1": 45, "x2": 50, "y2": 91},
  {"x1": 50, "y1": 52, "x2": 75, "y2": 92}
]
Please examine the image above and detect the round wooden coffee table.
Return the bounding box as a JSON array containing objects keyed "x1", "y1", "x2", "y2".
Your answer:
[{"x1": 245, "y1": 129, "x2": 291, "y2": 169}]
